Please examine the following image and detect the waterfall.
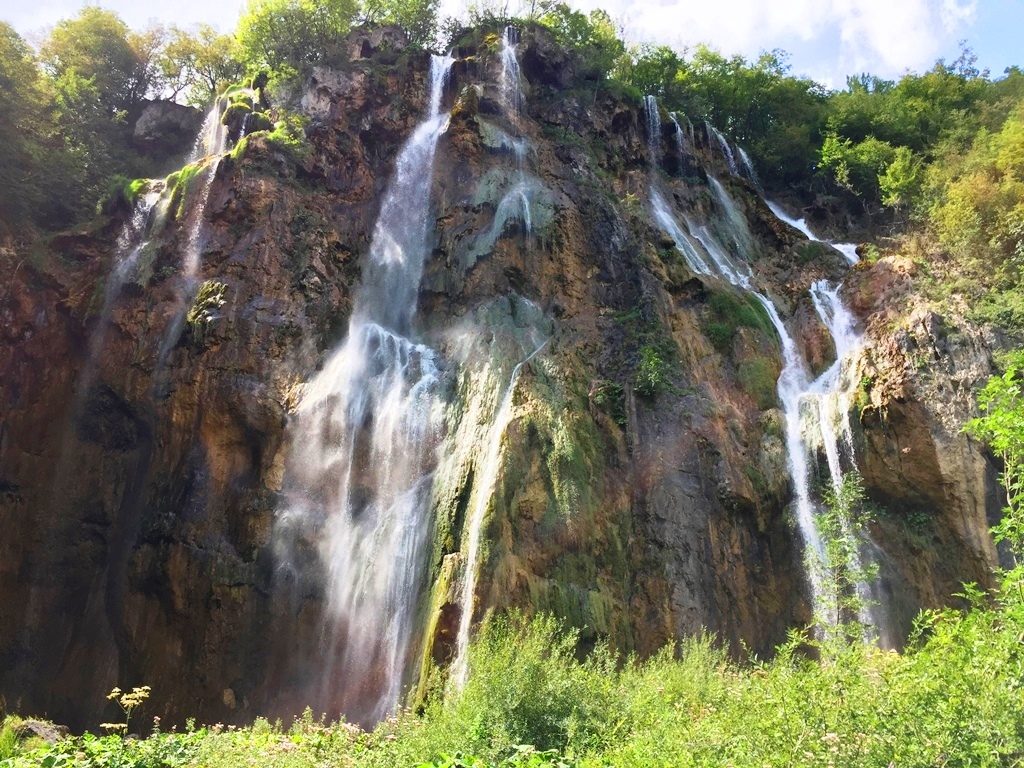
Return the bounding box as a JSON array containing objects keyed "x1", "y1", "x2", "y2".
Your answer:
[
  {"x1": 450, "y1": 338, "x2": 548, "y2": 690},
  {"x1": 705, "y1": 121, "x2": 738, "y2": 175},
  {"x1": 644, "y1": 95, "x2": 661, "y2": 157},
  {"x1": 647, "y1": 95, "x2": 883, "y2": 636},
  {"x1": 736, "y1": 146, "x2": 758, "y2": 185},
  {"x1": 500, "y1": 26, "x2": 523, "y2": 119},
  {"x1": 766, "y1": 200, "x2": 860, "y2": 265},
  {"x1": 189, "y1": 97, "x2": 229, "y2": 164},
  {"x1": 273, "y1": 54, "x2": 455, "y2": 724},
  {"x1": 154, "y1": 100, "x2": 232, "y2": 375},
  {"x1": 493, "y1": 27, "x2": 533, "y2": 236},
  {"x1": 669, "y1": 112, "x2": 688, "y2": 157}
]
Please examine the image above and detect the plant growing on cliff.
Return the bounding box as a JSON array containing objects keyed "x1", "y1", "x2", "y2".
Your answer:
[
  {"x1": 965, "y1": 350, "x2": 1024, "y2": 562},
  {"x1": 809, "y1": 473, "x2": 879, "y2": 639}
]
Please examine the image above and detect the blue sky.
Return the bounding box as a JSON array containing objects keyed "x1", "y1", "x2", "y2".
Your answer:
[{"x1": 1, "y1": 0, "x2": 1020, "y2": 87}]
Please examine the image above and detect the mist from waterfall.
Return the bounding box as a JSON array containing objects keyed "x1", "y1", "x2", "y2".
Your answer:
[
  {"x1": 450, "y1": 337, "x2": 548, "y2": 690},
  {"x1": 273, "y1": 54, "x2": 455, "y2": 724}
]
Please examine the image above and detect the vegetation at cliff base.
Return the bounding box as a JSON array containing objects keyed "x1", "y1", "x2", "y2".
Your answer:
[{"x1": 4, "y1": 577, "x2": 1024, "y2": 767}]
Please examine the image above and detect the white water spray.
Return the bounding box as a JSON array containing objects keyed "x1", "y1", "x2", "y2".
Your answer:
[{"x1": 274, "y1": 54, "x2": 455, "y2": 723}]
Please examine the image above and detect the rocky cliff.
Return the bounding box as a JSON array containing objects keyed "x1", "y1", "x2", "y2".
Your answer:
[{"x1": 0, "y1": 24, "x2": 1004, "y2": 728}]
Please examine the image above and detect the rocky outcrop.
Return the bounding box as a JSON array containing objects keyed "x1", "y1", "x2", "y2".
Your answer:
[
  {"x1": 0, "y1": 24, "x2": 1002, "y2": 729},
  {"x1": 132, "y1": 100, "x2": 204, "y2": 158}
]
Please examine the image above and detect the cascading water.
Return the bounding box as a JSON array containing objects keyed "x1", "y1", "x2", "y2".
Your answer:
[
  {"x1": 273, "y1": 54, "x2": 455, "y2": 724},
  {"x1": 765, "y1": 200, "x2": 860, "y2": 265},
  {"x1": 647, "y1": 95, "x2": 885, "y2": 636},
  {"x1": 493, "y1": 27, "x2": 533, "y2": 236},
  {"x1": 155, "y1": 100, "x2": 231, "y2": 375},
  {"x1": 736, "y1": 145, "x2": 758, "y2": 185},
  {"x1": 450, "y1": 337, "x2": 548, "y2": 690},
  {"x1": 706, "y1": 121, "x2": 738, "y2": 175},
  {"x1": 75, "y1": 189, "x2": 162, "y2": 399}
]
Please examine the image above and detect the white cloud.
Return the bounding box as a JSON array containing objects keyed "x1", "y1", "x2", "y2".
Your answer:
[{"x1": 470, "y1": 0, "x2": 980, "y2": 83}]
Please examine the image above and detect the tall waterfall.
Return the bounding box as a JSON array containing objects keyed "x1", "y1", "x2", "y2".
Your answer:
[
  {"x1": 647, "y1": 96, "x2": 885, "y2": 636},
  {"x1": 450, "y1": 338, "x2": 547, "y2": 690},
  {"x1": 274, "y1": 54, "x2": 454, "y2": 724}
]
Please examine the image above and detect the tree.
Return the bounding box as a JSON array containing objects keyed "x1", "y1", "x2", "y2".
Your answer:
[
  {"x1": 538, "y1": 4, "x2": 625, "y2": 79},
  {"x1": 879, "y1": 145, "x2": 923, "y2": 210},
  {"x1": 965, "y1": 350, "x2": 1024, "y2": 562},
  {"x1": 160, "y1": 25, "x2": 243, "y2": 105},
  {"x1": 361, "y1": 0, "x2": 440, "y2": 49},
  {"x1": 811, "y1": 473, "x2": 879, "y2": 640},
  {"x1": 39, "y1": 7, "x2": 159, "y2": 112},
  {"x1": 0, "y1": 23, "x2": 50, "y2": 230},
  {"x1": 235, "y1": 0, "x2": 360, "y2": 74}
]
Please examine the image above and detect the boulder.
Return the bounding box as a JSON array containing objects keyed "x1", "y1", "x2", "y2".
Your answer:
[{"x1": 132, "y1": 100, "x2": 204, "y2": 158}]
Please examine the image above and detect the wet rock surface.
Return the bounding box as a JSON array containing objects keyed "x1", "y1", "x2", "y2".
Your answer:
[{"x1": 0, "y1": 25, "x2": 1002, "y2": 728}]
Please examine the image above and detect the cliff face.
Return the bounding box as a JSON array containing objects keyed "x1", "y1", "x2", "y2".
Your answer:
[{"x1": 0, "y1": 25, "x2": 1003, "y2": 728}]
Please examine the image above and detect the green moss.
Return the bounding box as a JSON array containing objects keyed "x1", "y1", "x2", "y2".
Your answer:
[
  {"x1": 702, "y1": 287, "x2": 775, "y2": 354},
  {"x1": 186, "y1": 279, "x2": 228, "y2": 343},
  {"x1": 164, "y1": 161, "x2": 205, "y2": 220},
  {"x1": 95, "y1": 175, "x2": 150, "y2": 215},
  {"x1": 591, "y1": 380, "x2": 626, "y2": 426},
  {"x1": 737, "y1": 357, "x2": 777, "y2": 409}
]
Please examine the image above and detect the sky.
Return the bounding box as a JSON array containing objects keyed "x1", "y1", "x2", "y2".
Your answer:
[{"x1": 1, "y1": 0, "x2": 1021, "y2": 87}]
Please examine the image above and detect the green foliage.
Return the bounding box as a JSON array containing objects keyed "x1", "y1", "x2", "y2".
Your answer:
[
  {"x1": 362, "y1": 0, "x2": 441, "y2": 48},
  {"x1": 965, "y1": 350, "x2": 1024, "y2": 559},
  {"x1": 160, "y1": 25, "x2": 243, "y2": 106},
  {"x1": 8, "y1": 591, "x2": 1024, "y2": 767},
  {"x1": 235, "y1": 0, "x2": 360, "y2": 73},
  {"x1": 633, "y1": 344, "x2": 668, "y2": 398},
  {"x1": 819, "y1": 132, "x2": 897, "y2": 199},
  {"x1": 812, "y1": 473, "x2": 879, "y2": 636},
  {"x1": 879, "y1": 145, "x2": 923, "y2": 209},
  {"x1": 39, "y1": 7, "x2": 158, "y2": 112},
  {"x1": 0, "y1": 23, "x2": 53, "y2": 230},
  {"x1": 537, "y1": 5, "x2": 624, "y2": 80}
]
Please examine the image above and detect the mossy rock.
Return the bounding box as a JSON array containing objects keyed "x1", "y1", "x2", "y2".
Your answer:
[
  {"x1": 247, "y1": 111, "x2": 274, "y2": 133},
  {"x1": 222, "y1": 101, "x2": 251, "y2": 137}
]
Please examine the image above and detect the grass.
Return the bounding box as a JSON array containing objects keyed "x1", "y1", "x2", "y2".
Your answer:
[{"x1": 4, "y1": 571, "x2": 1024, "y2": 767}]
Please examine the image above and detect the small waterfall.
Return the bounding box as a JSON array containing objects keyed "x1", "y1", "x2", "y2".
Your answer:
[
  {"x1": 189, "y1": 97, "x2": 229, "y2": 164},
  {"x1": 766, "y1": 200, "x2": 860, "y2": 265},
  {"x1": 644, "y1": 95, "x2": 661, "y2": 158},
  {"x1": 155, "y1": 100, "x2": 232, "y2": 374},
  {"x1": 274, "y1": 53, "x2": 455, "y2": 723},
  {"x1": 450, "y1": 338, "x2": 548, "y2": 690},
  {"x1": 706, "y1": 121, "x2": 738, "y2": 175},
  {"x1": 646, "y1": 105, "x2": 884, "y2": 636},
  {"x1": 669, "y1": 112, "x2": 688, "y2": 157},
  {"x1": 493, "y1": 27, "x2": 533, "y2": 237},
  {"x1": 499, "y1": 26, "x2": 523, "y2": 119},
  {"x1": 736, "y1": 146, "x2": 758, "y2": 185}
]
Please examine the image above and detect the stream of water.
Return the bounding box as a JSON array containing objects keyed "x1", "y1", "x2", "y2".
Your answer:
[
  {"x1": 274, "y1": 54, "x2": 455, "y2": 723},
  {"x1": 649, "y1": 99, "x2": 887, "y2": 637}
]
